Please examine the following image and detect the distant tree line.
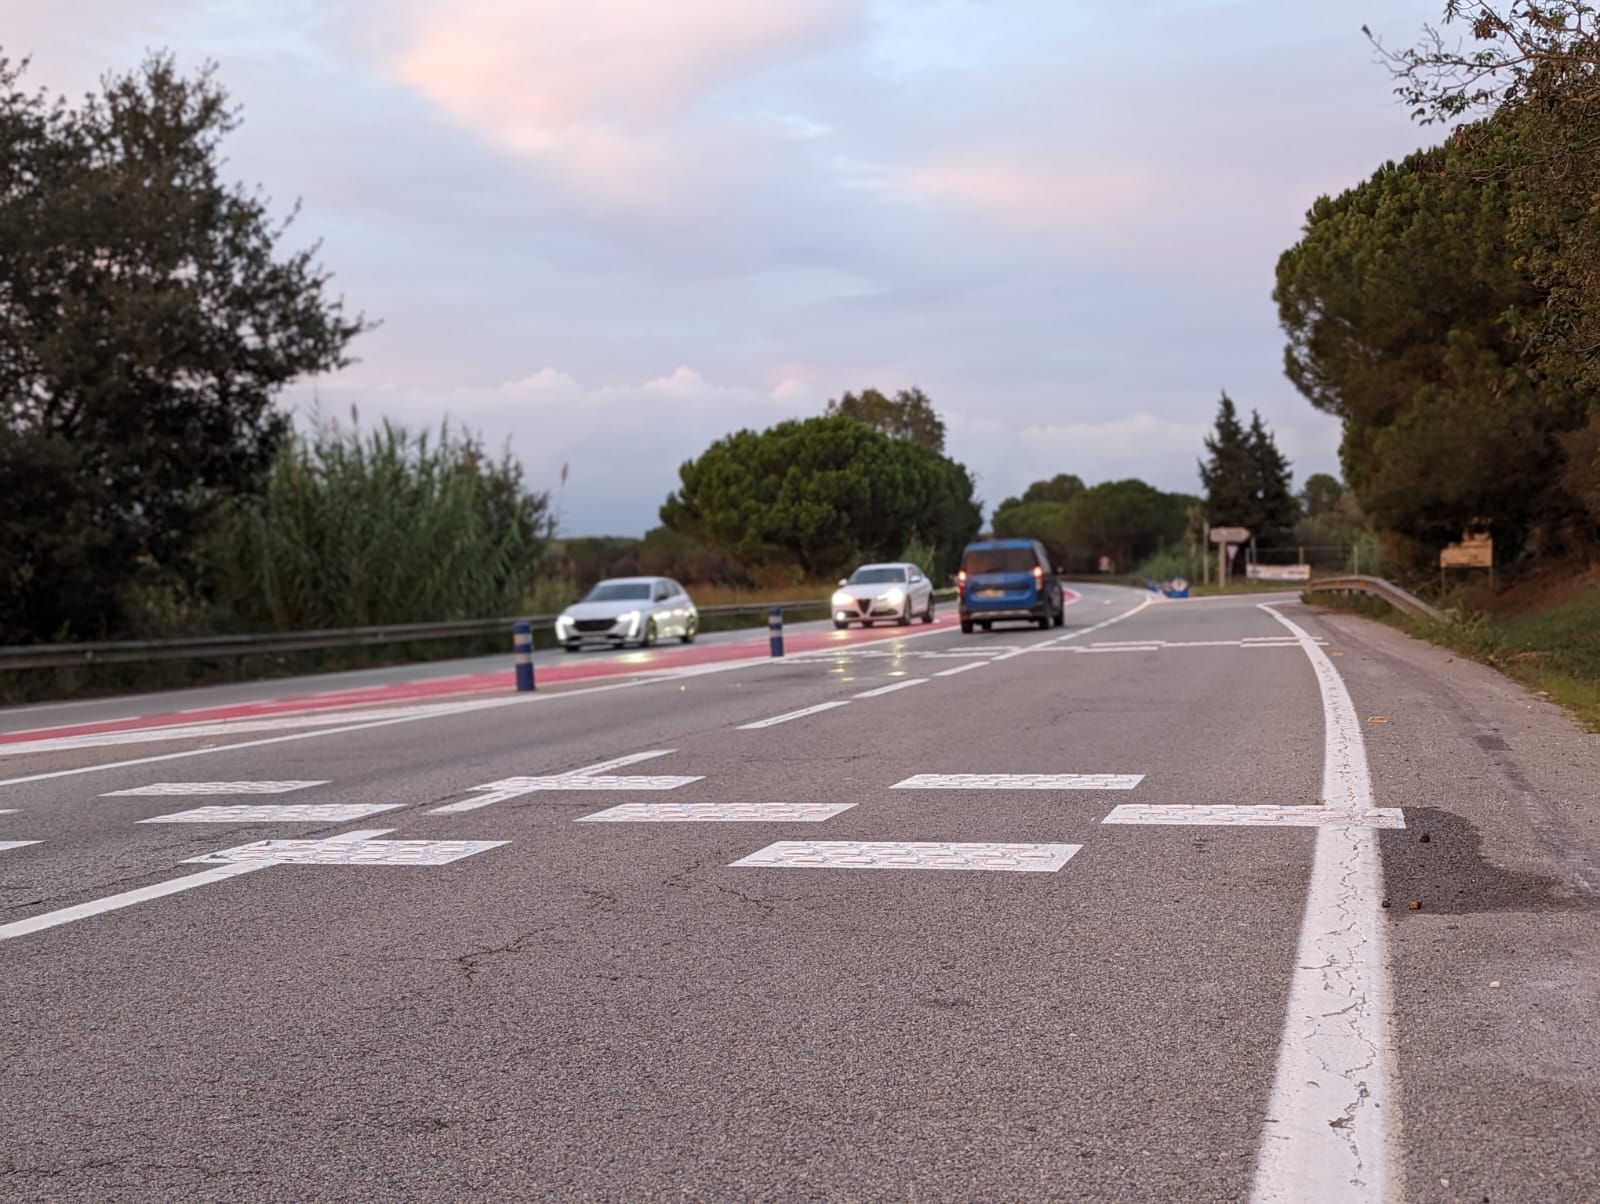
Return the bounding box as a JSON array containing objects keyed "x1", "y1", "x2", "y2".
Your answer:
[
  {"x1": 990, "y1": 474, "x2": 1197, "y2": 575},
  {"x1": 1276, "y1": 4, "x2": 1600, "y2": 569}
]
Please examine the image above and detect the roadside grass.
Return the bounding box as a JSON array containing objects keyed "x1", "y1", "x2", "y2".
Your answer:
[{"x1": 1312, "y1": 583, "x2": 1600, "y2": 732}]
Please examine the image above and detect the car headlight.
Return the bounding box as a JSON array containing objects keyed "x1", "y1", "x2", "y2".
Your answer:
[
  {"x1": 882, "y1": 588, "x2": 905, "y2": 605},
  {"x1": 615, "y1": 610, "x2": 641, "y2": 635},
  {"x1": 555, "y1": 615, "x2": 573, "y2": 636},
  {"x1": 831, "y1": 591, "x2": 853, "y2": 607}
]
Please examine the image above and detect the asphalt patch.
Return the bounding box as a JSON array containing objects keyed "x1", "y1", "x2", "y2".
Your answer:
[{"x1": 1381, "y1": 807, "x2": 1592, "y2": 916}]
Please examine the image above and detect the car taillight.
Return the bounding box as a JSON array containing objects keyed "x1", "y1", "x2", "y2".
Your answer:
[
  {"x1": 956, "y1": 570, "x2": 967, "y2": 587},
  {"x1": 1032, "y1": 565, "x2": 1044, "y2": 580}
]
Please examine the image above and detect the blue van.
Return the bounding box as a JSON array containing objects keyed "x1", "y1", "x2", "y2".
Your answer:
[{"x1": 957, "y1": 538, "x2": 1066, "y2": 633}]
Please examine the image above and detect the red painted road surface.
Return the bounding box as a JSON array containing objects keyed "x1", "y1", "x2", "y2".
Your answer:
[{"x1": 2, "y1": 611, "x2": 985, "y2": 746}]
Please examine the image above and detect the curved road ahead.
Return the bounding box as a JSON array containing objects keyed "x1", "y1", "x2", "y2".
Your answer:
[{"x1": 1, "y1": 585, "x2": 1596, "y2": 1201}]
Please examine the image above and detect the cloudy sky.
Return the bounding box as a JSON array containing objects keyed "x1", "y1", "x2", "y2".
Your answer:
[{"x1": 11, "y1": 0, "x2": 1448, "y2": 535}]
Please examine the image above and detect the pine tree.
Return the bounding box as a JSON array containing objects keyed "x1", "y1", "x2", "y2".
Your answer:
[
  {"x1": 1247, "y1": 411, "x2": 1299, "y2": 548},
  {"x1": 1198, "y1": 394, "x2": 1254, "y2": 528}
]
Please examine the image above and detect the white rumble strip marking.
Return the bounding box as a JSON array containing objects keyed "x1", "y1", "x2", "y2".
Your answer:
[
  {"x1": 893, "y1": 773, "x2": 1143, "y2": 791},
  {"x1": 431, "y1": 750, "x2": 701, "y2": 813},
  {"x1": 731, "y1": 840, "x2": 1081, "y2": 872},
  {"x1": 577, "y1": 802, "x2": 854, "y2": 823},
  {"x1": 1104, "y1": 804, "x2": 1405, "y2": 829},
  {"x1": 103, "y1": 780, "x2": 330, "y2": 797},
  {"x1": 1248, "y1": 603, "x2": 1397, "y2": 1203},
  {"x1": 139, "y1": 804, "x2": 405, "y2": 824}
]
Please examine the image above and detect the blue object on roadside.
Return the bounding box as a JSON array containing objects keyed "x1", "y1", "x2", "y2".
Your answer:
[
  {"x1": 1163, "y1": 577, "x2": 1190, "y2": 599},
  {"x1": 768, "y1": 606, "x2": 784, "y2": 657},
  {"x1": 513, "y1": 619, "x2": 536, "y2": 691}
]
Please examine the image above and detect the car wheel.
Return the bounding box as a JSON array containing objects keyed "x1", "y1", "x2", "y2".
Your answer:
[
  {"x1": 833, "y1": 619, "x2": 849, "y2": 630},
  {"x1": 680, "y1": 616, "x2": 697, "y2": 644},
  {"x1": 960, "y1": 619, "x2": 974, "y2": 634},
  {"x1": 897, "y1": 602, "x2": 912, "y2": 626},
  {"x1": 641, "y1": 619, "x2": 657, "y2": 648},
  {"x1": 922, "y1": 597, "x2": 935, "y2": 624},
  {"x1": 980, "y1": 621, "x2": 992, "y2": 631},
  {"x1": 562, "y1": 643, "x2": 579, "y2": 654},
  {"x1": 1036, "y1": 612, "x2": 1051, "y2": 630},
  {"x1": 1053, "y1": 603, "x2": 1065, "y2": 628}
]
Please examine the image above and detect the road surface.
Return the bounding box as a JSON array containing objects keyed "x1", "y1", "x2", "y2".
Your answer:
[{"x1": 1, "y1": 584, "x2": 1595, "y2": 1201}]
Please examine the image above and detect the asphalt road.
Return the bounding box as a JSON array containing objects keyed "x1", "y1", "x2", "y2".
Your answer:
[{"x1": 1, "y1": 584, "x2": 1595, "y2": 1202}]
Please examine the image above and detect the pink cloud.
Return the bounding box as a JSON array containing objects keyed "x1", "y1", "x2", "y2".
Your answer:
[
  {"x1": 382, "y1": 0, "x2": 855, "y2": 207},
  {"x1": 903, "y1": 160, "x2": 1157, "y2": 236}
]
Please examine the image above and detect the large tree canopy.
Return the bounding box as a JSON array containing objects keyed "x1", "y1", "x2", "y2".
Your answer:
[
  {"x1": 0, "y1": 54, "x2": 365, "y2": 641},
  {"x1": 660, "y1": 415, "x2": 979, "y2": 581},
  {"x1": 991, "y1": 476, "x2": 1193, "y2": 573},
  {"x1": 1274, "y1": 130, "x2": 1589, "y2": 552}
]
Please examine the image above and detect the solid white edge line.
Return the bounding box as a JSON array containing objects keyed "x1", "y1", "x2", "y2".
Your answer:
[
  {"x1": 0, "y1": 860, "x2": 273, "y2": 941},
  {"x1": 736, "y1": 701, "x2": 850, "y2": 730},
  {"x1": 852, "y1": 678, "x2": 929, "y2": 699},
  {"x1": 1248, "y1": 603, "x2": 1396, "y2": 1203}
]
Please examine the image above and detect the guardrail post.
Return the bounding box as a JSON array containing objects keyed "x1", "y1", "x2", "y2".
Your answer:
[
  {"x1": 768, "y1": 606, "x2": 784, "y2": 658},
  {"x1": 513, "y1": 620, "x2": 535, "y2": 691}
]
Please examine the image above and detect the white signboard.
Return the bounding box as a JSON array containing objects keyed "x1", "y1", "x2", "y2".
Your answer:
[
  {"x1": 1209, "y1": 526, "x2": 1250, "y2": 544},
  {"x1": 1247, "y1": 564, "x2": 1312, "y2": 582}
]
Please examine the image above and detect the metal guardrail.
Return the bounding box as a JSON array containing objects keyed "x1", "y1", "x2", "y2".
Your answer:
[
  {"x1": 0, "y1": 588, "x2": 960, "y2": 672},
  {"x1": 1303, "y1": 574, "x2": 1447, "y2": 623}
]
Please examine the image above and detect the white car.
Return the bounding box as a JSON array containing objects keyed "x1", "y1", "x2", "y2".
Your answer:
[
  {"x1": 831, "y1": 562, "x2": 936, "y2": 629},
  {"x1": 555, "y1": 577, "x2": 698, "y2": 651}
]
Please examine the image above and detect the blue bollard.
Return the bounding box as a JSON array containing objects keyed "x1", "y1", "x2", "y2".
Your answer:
[
  {"x1": 513, "y1": 619, "x2": 535, "y2": 691},
  {"x1": 768, "y1": 606, "x2": 784, "y2": 657}
]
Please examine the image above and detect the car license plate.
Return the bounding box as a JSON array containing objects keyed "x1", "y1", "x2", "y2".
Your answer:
[{"x1": 977, "y1": 588, "x2": 1005, "y2": 598}]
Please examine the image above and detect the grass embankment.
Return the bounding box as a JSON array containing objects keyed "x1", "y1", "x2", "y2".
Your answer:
[{"x1": 1314, "y1": 571, "x2": 1600, "y2": 732}]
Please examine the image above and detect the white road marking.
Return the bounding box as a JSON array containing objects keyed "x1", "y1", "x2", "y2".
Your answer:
[
  {"x1": 103, "y1": 780, "x2": 330, "y2": 797},
  {"x1": 0, "y1": 860, "x2": 271, "y2": 942},
  {"x1": 186, "y1": 834, "x2": 507, "y2": 866},
  {"x1": 0, "y1": 840, "x2": 41, "y2": 853},
  {"x1": 138, "y1": 804, "x2": 405, "y2": 824},
  {"x1": 577, "y1": 802, "x2": 854, "y2": 823},
  {"x1": 1103, "y1": 804, "x2": 1405, "y2": 828},
  {"x1": 0, "y1": 809, "x2": 16, "y2": 815},
  {"x1": 430, "y1": 751, "x2": 699, "y2": 813},
  {"x1": 852, "y1": 678, "x2": 928, "y2": 699},
  {"x1": 934, "y1": 662, "x2": 987, "y2": 678},
  {"x1": 893, "y1": 773, "x2": 1143, "y2": 791},
  {"x1": 732, "y1": 840, "x2": 1081, "y2": 872},
  {"x1": 1249, "y1": 603, "x2": 1396, "y2": 1203},
  {"x1": 736, "y1": 701, "x2": 851, "y2": 730}
]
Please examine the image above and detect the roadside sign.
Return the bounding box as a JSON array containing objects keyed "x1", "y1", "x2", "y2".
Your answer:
[
  {"x1": 1247, "y1": 564, "x2": 1312, "y2": 582},
  {"x1": 1098, "y1": 555, "x2": 1112, "y2": 573},
  {"x1": 1209, "y1": 526, "x2": 1250, "y2": 544},
  {"x1": 1440, "y1": 532, "x2": 1492, "y2": 569}
]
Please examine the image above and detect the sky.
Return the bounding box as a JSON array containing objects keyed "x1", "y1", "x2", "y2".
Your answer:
[{"x1": 9, "y1": 0, "x2": 1451, "y2": 536}]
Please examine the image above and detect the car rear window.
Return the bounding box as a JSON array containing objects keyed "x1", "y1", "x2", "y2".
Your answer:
[
  {"x1": 961, "y1": 546, "x2": 1038, "y2": 574},
  {"x1": 585, "y1": 581, "x2": 652, "y2": 602}
]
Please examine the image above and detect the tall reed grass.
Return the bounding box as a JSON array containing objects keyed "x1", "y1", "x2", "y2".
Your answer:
[{"x1": 211, "y1": 418, "x2": 549, "y2": 629}]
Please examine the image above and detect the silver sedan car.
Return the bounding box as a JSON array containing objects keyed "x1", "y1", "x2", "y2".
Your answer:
[
  {"x1": 555, "y1": 577, "x2": 699, "y2": 650},
  {"x1": 830, "y1": 562, "x2": 936, "y2": 628}
]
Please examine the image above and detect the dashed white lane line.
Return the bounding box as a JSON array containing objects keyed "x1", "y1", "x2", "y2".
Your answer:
[
  {"x1": 0, "y1": 809, "x2": 16, "y2": 815},
  {"x1": 1103, "y1": 804, "x2": 1405, "y2": 828},
  {"x1": 736, "y1": 701, "x2": 851, "y2": 730},
  {"x1": 852, "y1": 678, "x2": 928, "y2": 699},
  {"x1": 1249, "y1": 603, "x2": 1395, "y2": 1203},
  {"x1": 732, "y1": 840, "x2": 1081, "y2": 872},
  {"x1": 0, "y1": 860, "x2": 271, "y2": 942},
  {"x1": 893, "y1": 773, "x2": 1144, "y2": 791},
  {"x1": 934, "y1": 661, "x2": 986, "y2": 678},
  {"x1": 577, "y1": 802, "x2": 854, "y2": 823},
  {"x1": 0, "y1": 840, "x2": 41, "y2": 854},
  {"x1": 104, "y1": 780, "x2": 330, "y2": 797},
  {"x1": 138, "y1": 804, "x2": 405, "y2": 824}
]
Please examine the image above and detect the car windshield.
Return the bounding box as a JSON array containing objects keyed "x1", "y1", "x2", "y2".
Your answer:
[
  {"x1": 848, "y1": 567, "x2": 907, "y2": 585},
  {"x1": 962, "y1": 546, "x2": 1037, "y2": 574},
  {"x1": 584, "y1": 581, "x2": 652, "y2": 602}
]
